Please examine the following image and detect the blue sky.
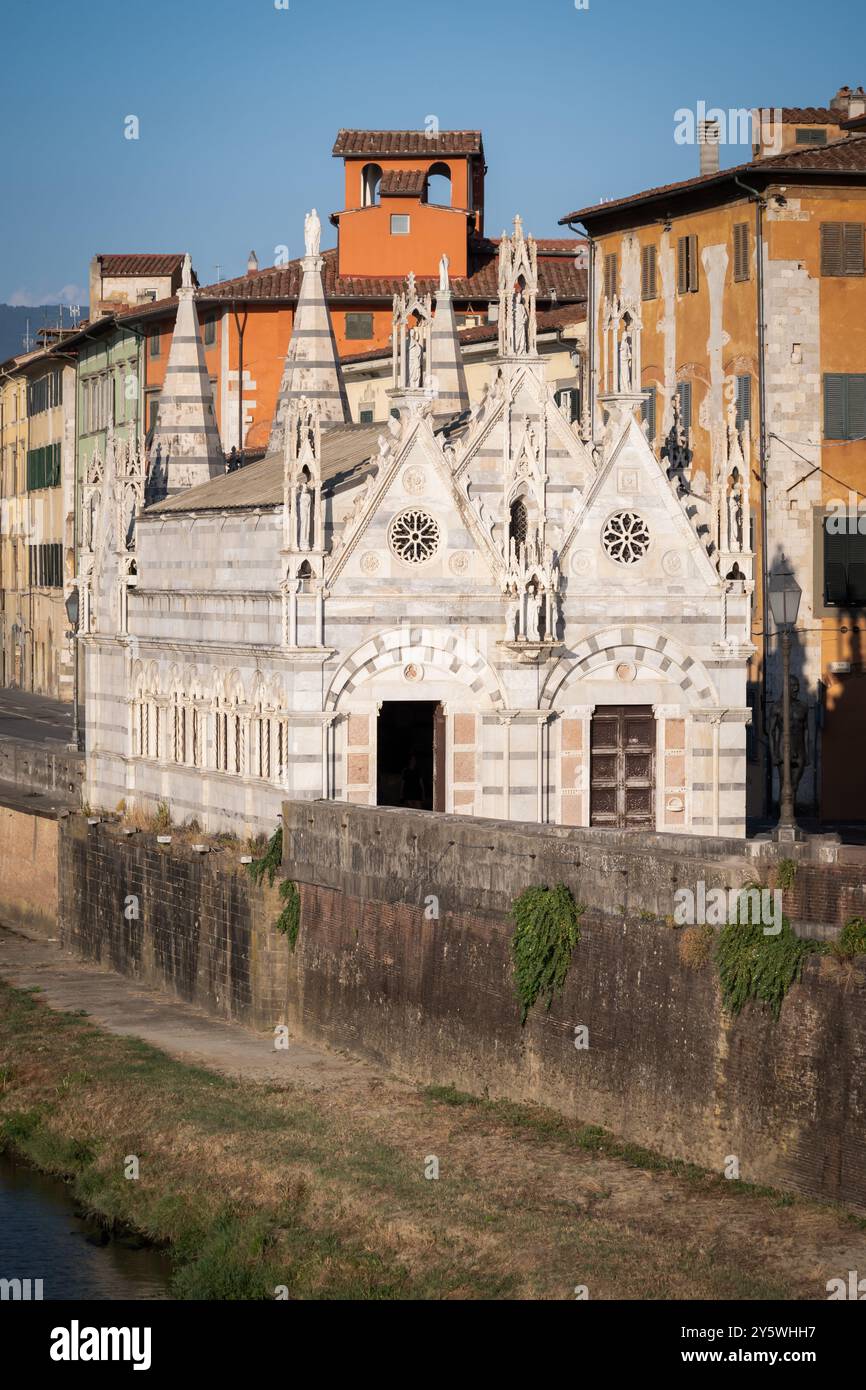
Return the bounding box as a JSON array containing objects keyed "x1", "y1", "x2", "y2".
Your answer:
[{"x1": 2, "y1": 0, "x2": 864, "y2": 304}]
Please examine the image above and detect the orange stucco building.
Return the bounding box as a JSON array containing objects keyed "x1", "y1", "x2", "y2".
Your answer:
[
  {"x1": 561, "y1": 130, "x2": 866, "y2": 824},
  {"x1": 122, "y1": 130, "x2": 586, "y2": 454}
]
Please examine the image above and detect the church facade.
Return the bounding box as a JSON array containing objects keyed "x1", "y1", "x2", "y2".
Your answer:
[{"x1": 82, "y1": 214, "x2": 754, "y2": 839}]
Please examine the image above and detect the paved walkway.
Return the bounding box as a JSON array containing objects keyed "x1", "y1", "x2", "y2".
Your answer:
[
  {"x1": 0, "y1": 925, "x2": 383, "y2": 1091},
  {"x1": 0, "y1": 687, "x2": 77, "y2": 746}
]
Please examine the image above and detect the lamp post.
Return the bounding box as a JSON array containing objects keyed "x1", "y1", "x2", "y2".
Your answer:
[
  {"x1": 767, "y1": 562, "x2": 802, "y2": 834},
  {"x1": 64, "y1": 587, "x2": 81, "y2": 753}
]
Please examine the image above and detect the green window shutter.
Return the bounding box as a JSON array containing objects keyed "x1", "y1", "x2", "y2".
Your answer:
[
  {"x1": 849, "y1": 532, "x2": 866, "y2": 605},
  {"x1": 824, "y1": 374, "x2": 847, "y2": 438},
  {"x1": 843, "y1": 223, "x2": 865, "y2": 276},
  {"x1": 345, "y1": 312, "x2": 373, "y2": 340},
  {"x1": 821, "y1": 223, "x2": 844, "y2": 276},
  {"x1": 736, "y1": 375, "x2": 751, "y2": 432},
  {"x1": 848, "y1": 375, "x2": 866, "y2": 440}
]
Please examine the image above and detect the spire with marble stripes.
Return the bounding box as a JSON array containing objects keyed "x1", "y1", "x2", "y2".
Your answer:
[
  {"x1": 147, "y1": 254, "x2": 224, "y2": 500},
  {"x1": 268, "y1": 209, "x2": 350, "y2": 456},
  {"x1": 430, "y1": 253, "x2": 470, "y2": 418}
]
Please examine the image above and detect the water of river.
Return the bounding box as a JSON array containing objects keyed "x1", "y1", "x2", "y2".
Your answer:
[{"x1": 0, "y1": 1151, "x2": 173, "y2": 1300}]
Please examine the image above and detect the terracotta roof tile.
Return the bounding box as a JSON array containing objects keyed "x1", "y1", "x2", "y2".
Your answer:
[
  {"x1": 97, "y1": 254, "x2": 187, "y2": 276},
  {"x1": 379, "y1": 168, "x2": 428, "y2": 196},
  {"x1": 559, "y1": 134, "x2": 866, "y2": 225},
  {"x1": 189, "y1": 242, "x2": 586, "y2": 306},
  {"x1": 779, "y1": 107, "x2": 845, "y2": 124},
  {"x1": 332, "y1": 129, "x2": 483, "y2": 157}
]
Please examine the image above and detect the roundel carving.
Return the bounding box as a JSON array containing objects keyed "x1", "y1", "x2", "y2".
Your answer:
[{"x1": 402, "y1": 466, "x2": 427, "y2": 495}]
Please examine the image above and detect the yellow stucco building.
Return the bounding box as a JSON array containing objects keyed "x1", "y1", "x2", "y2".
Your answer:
[{"x1": 562, "y1": 130, "x2": 866, "y2": 822}]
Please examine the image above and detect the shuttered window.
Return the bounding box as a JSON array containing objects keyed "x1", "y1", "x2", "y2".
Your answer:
[
  {"x1": 345, "y1": 312, "x2": 373, "y2": 340},
  {"x1": 27, "y1": 542, "x2": 63, "y2": 588},
  {"x1": 677, "y1": 380, "x2": 692, "y2": 433},
  {"x1": 824, "y1": 518, "x2": 866, "y2": 607},
  {"x1": 736, "y1": 374, "x2": 751, "y2": 433},
  {"x1": 641, "y1": 385, "x2": 656, "y2": 442},
  {"x1": 641, "y1": 245, "x2": 657, "y2": 300},
  {"x1": 795, "y1": 128, "x2": 827, "y2": 145},
  {"x1": 820, "y1": 223, "x2": 865, "y2": 277},
  {"x1": 677, "y1": 234, "x2": 699, "y2": 293},
  {"x1": 824, "y1": 374, "x2": 866, "y2": 440},
  {"x1": 733, "y1": 222, "x2": 750, "y2": 282},
  {"x1": 603, "y1": 252, "x2": 617, "y2": 301},
  {"x1": 26, "y1": 441, "x2": 61, "y2": 490}
]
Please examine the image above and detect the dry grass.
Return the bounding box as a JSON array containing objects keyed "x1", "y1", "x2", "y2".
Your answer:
[
  {"x1": 679, "y1": 924, "x2": 716, "y2": 970},
  {"x1": 1, "y1": 980, "x2": 864, "y2": 1300}
]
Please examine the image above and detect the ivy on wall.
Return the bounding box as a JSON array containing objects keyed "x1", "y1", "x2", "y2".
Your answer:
[
  {"x1": 511, "y1": 884, "x2": 583, "y2": 1025},
  {"x1": 247, "y1": 827, "x2": 301, "y2": 953},
  {"x1": 714, "y1": 917, "x2": 823, "y2": 1019}
]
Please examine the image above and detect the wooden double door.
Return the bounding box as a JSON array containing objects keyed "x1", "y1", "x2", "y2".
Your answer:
[{"x1": 590, "y1": 705, "x2": 655, "y2": 830}]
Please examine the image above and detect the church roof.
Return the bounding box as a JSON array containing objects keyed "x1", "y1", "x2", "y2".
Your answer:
[
  {"x1": 145, "y1": 422, "x2": 384, "y2": 515},
  {"x1": 332, "y1": 130, "x2": 483, "y2": 157}
]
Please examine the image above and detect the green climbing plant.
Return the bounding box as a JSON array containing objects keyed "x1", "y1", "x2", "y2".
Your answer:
[
  {"x1": 776, "y1": 858, "x2": 797, "y2": 891},
  {"x1": 511, "y1": 884, "x2": 583, "y2": 1025},
  {"x1": 246, "y1": 827, "x2": 283, "y2": 887},
  {"x1": 247, "y1": 827, "x2": 301, "y2": 952},
  {"x1": 715, "y1": 915, "x2": 822, "y2": 1019},
  {"x1": 274, "y1": 879, "x2": 301, "y2": 950}
]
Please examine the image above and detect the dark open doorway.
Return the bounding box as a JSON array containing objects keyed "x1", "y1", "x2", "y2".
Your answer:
[{"x1": 377, "y1": 701, "x2": 444, "y2": 811}]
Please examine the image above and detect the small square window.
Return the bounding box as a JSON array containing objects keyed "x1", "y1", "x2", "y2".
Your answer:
[
  {"x1": 345, "y1": 312, "x2": 373, "y2": 340},
  {"x1": 359, "y1": 408, "x2": 374, "y2": 423},
  {"x1": 390, "y1": 214, "x2": 410, "y2": 236}
]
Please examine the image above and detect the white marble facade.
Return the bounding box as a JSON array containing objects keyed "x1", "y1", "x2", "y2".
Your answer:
[{"x1": 83, "y1": 218, "x2": 754, "y2": 837}]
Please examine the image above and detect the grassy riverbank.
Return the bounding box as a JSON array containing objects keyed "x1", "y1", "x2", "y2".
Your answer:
[{"x1": 2, "y1": 977, "x2": 864, "y2": 1300}]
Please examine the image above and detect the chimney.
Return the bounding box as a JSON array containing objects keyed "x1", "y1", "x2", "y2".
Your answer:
[
  {"x1": 831, "y1": 85, "x2": 853, "y2": 112},
  {"x1": 247, "y1": 250, "x2": 259, "y2": 274},
  {"x1": 849, "y1": 86, "x2": 866, "y2": 119},
  {"x1": 698, "y1": 118, "x2": 721, "y2": 175}
]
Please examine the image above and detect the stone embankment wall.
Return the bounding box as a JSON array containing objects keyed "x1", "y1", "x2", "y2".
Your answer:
[{"x1": 46, "y1": 804, "x2": 866, "y2": 1210}]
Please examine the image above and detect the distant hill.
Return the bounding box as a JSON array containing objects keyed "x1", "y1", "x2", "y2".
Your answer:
[{"x1": 0, "y1": 304, "x2": 88, "y2": 364}]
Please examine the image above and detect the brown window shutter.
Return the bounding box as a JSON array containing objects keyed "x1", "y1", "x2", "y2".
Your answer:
[
  {"x1": 733, "y1": 223, "x2": 750, "y2": 281},
  {"x1": 821, "y1": 223, "x2": 843, "y2": 276},
  {"x1": 677, "y1": 236, "x2": 687, "y2": 294},
  {"x1": 604, "y1": 252, "x2": 617, "y2": 300},
  {"x1": 843, "y1": 223, "x2": 865, "y2": 276},
  {"x1": 641, "y1": 245, "x2": 657, "y2": 299},
  {"x1": 688, "y1": 234, "x2": 699, "y2": 291}
]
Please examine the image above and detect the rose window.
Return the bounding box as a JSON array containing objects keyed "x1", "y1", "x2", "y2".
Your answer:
[
  {"x1": 602, "y1": 510, "x2": 650, "y2": 565},
  {"x1": 389, "y1": 509, "x2": 440, "y2": 564}
]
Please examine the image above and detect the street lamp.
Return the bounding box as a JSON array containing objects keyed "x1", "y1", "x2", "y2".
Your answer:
[
  {"x1": 767, "y1": 562, "x2": 802, "y2": 834},
  {"x1": 64, "y1": 587, "x2": 82, "y2": 753}
]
